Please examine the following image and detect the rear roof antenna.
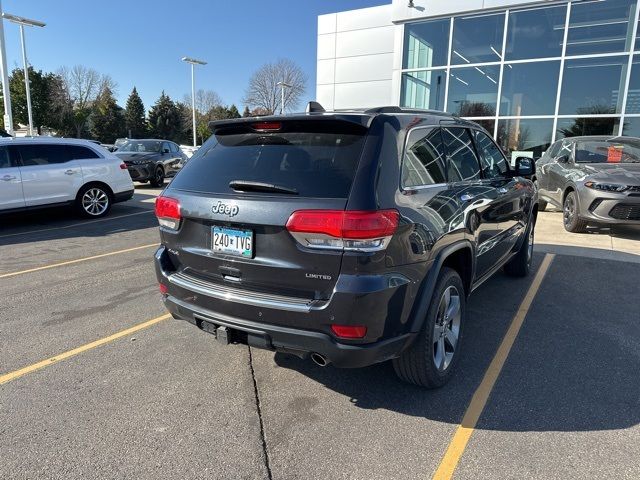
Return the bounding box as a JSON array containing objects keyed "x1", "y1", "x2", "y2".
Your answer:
[{"x1": 306, "y1": 101, "x2": 326, "y2": 113}]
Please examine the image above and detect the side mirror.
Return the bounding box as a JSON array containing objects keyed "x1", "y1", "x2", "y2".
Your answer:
[
  {"x1": 515, "y1": 156, "x2": 535, "y2": 177},
  {"x1": 162, "y1": 148, "x2": 170, "y2": 154}
]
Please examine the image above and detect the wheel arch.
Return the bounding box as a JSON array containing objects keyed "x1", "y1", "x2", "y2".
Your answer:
[{"x1": 407, "y1": 241, "x2": 475, "y2": 334}]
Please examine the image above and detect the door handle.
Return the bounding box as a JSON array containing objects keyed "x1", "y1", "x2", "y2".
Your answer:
[
  {"x1": 1, "y1": 174, "x2": 16, "y2": 181},
  {"x1": 65, "y1": 169, "x2": 77, "y2": 175}
]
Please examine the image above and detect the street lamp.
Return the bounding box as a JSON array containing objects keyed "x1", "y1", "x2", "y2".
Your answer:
[
  {"x1": 276, "y1": 81, "x2": 291, "y2": 115},
  {"x1": 182, "y1": 56, "x2": 207, "y2": 147},
  {"x1": 3, "y1": 13, "x2": 46, "y2": 137}
]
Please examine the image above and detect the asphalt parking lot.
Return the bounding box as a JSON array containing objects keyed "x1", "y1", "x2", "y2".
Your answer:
[{"x1": 1, "y1": 187, "x2": 639, "y2": 480}]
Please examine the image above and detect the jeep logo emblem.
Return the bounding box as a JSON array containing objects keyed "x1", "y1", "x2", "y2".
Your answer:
[{"x1": 212, "y1": 201, "x2": 239, "y2": 217}]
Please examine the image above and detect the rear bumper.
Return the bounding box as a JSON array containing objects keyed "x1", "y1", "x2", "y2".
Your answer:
[
  {"x1": 113, "y1": 189, "x2": 134, "y2": 203},
  {"x1": 154, "y1": 245, "x2": 419, "y2": 368},
  {"x1": 163, "y1": 294, "x2": 415, "y2": 368}
]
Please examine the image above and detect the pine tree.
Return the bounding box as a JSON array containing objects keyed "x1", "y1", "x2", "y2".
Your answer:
[
  {"x1": 228, "y1": 104, "x2": 241, "y2": 119},
  {"x1": 242, "y1": 106, "x2": 251, "y2": 117},
  {"x1": 91, "y1": 87, "x2": 126, "y2": 143},
  {"x1": 147, "y1": 91, "x2": 180, "y2": 141},
  {"x1": 124, "y1": 87, "x2": 146, "y2": 138}
]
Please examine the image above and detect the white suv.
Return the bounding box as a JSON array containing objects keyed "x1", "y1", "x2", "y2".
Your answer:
[{"x1": 0, "y1": 137, "x2": 134, "y2": 218}]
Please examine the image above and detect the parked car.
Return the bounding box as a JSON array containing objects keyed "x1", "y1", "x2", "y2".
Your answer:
[
  {"x1": 114, "y1": 139, "x2": 188, "y2": 187},
  {"x1": 179, "y1": 145, "x2": 199, "y2": 158},
  {"x1": 0, "y1": 137, "x2": 134, "y2": 218},
  {"x1": 535, "y1": 135, "x2": 640, "y2": 232},
  {"x1": 113, "y1": 138, "x2": 128, "y2": 151},
  {"x1": 153, "y1": 105, "x2": 537, "y2": 388}
]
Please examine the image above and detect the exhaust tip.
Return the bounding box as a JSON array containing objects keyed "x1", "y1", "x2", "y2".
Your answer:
[{"x1": 310, "y1": 352, "x2": 329, "y2": 367}]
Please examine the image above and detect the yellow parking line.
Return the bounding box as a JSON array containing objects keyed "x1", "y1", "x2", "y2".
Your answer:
[
  {"x1": 0, "y1": 314, "x2": 171, "y2": 386},
  {"x1": 432, "y1": 254, "x2": 555, "y2": 480},
  {"x1": 0, "y1": 210, "x2": 154, "y2": 239},
  {"x1": 0, "y1": 243, "x2": 158, "y2": 279}
]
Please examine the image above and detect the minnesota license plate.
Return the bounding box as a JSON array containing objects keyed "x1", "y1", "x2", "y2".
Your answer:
[{"x1": 211, "y1": 226, "x2": 253, "y2": 257}]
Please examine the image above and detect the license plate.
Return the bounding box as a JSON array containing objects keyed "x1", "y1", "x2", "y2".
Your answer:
[{"x1": 211, "y1": 226, "x2": 253, "y2": 258}]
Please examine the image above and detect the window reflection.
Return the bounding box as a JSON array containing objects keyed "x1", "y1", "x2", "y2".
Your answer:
[
  {"x1": 497, "y1": 118, "x2": 553, "y2": 159},
  {"x1": 500, "y1": 61, "x2": 560, "y2": 116},
  {"x1": 401, "y1": 70, "x2": 447, "y2": 111},
  {"x1": 567, "y1": 0, "x2": 636, "y2": 56},
  {"x1": 403, "y1": 19, "x2": 450, "y2": 69},
  {"x1": 622, "y1": 117, "x2": 640, "y2": 136},
  {"x1": 451, "y1": 13, "x2": 505, "y2": 65},
  {"x1": 505, "y1": 5, "x2": 566, "y2": 60},
  {"x1": 447, "y1": 66, "x2": 499, "y2": 116},
  {"x1": 556, "y1": 117, "x2": 622, "y2": 138},
  {"x1": 559, "y1": 56, "x2": 627, "y2": 115},
  {"x1": 625, "y1": 59, "x2": 640, "y2": 113}
]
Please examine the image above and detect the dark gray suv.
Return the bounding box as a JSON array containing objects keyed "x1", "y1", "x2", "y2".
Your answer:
[{"x1": 154, "y1": 105, "x2": 538, "y2": 388}]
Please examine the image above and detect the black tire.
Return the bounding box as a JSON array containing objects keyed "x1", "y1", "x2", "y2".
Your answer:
[
  {"x1": 393, "y1": 267, "x2": 465, "y2": 388},
  {"x1": 75, "y1": 184, "x2": 112, "y2": 218},
  {"x1": 150, "y1": 167, "x2": 165, "y2": 188},
  {"x1": 563, "y1": 191, "x2": 587, "y2": 233},
  {"x1": 504, "y1": 217, "x2": 535, "y2": 277}
]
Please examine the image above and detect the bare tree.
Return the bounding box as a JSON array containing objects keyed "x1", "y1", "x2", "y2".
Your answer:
[
  {"x1": 58, "y1": 65, "x2": 117, "y2": 137},
  {"x1": 184, "y1": 89, "x2": 223, "y2": 115},
  {"x1": 243, "y1": 58, "x2": 306, "y2": 115}
]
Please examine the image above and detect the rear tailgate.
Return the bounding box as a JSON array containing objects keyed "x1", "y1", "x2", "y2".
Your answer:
[{"x1": 160, "y1": 117, "x2": 369, "y2": 301}]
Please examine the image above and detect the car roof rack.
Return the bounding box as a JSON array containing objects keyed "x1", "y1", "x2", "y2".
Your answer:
[{"x1": 306, "y1": 101, "x2": 326, "y2": 113}]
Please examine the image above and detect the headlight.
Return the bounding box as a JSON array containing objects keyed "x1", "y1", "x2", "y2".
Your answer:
[{"x1": 584, "y1": 181, "x2": 629, "y2": 192}]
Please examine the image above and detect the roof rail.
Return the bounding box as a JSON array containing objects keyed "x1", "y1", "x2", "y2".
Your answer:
[{"x1": 306, "y1": 101, "x2": 326, "y2": 113}]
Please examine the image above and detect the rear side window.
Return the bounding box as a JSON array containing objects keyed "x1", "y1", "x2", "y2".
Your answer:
[
  {"x1": 170, "y1": 143, "x2": 179, "y2": 153},
  {"x1": 474, "y1": 130, "x2": 508, "y2": 179},
  {"x1": 0, "y1": 146, "x2": 11, "y2": 168},
  {"x1": 68, "y1": 145, "x2": 100, "y2": 160},
  {"x1": 402, "y1": 128, "x2": 447, "y2": 187},
  {"x1": 441, "y1": 128, "x2": 481, "y2": 182},
  {"x1": 170, "y1": 121, "x2": 367, "y2": 198},
  {"x1": 17, "y1": 144, "x2": 70, "y2": 166}
]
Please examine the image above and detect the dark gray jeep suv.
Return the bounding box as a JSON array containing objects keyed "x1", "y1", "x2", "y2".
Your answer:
[{"x1": 154, "y1": 105, "x2": 538, "y2": 388}]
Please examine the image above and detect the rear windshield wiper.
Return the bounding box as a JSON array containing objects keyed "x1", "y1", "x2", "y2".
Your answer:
[{"x1": 229, "y1": 180, "x2": 299, "y2": 195}]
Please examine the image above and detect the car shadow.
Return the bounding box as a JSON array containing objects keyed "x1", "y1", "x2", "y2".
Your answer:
[
  {"x1": 0, "y1": 189, "x2": 159, "y2": 246},
  {"x1": 272, "y1": 251, "x2": 640, "y2": 432}
]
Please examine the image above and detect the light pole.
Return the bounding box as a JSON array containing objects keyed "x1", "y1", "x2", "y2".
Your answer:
[
  {"x1": 3, "y1": 13, "x2": 46, "y2": 137},
  {"x1": 0, "y1": 1, "x2": 13, "y2": 135},
  {"x1": 276, "y1": 81, "x2": 291, "y2": 115},
  {"x1": 182, "y1": 56, "x2": 207, "y2": 147}
]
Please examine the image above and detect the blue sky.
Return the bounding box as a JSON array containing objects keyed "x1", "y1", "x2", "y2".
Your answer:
[{"x1": 2, "y1": 0, "x2": 388, "y2": 112}]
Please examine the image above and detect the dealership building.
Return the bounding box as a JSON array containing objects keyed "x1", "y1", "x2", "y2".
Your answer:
[{"x1": 316, "y1": 0, "x2": 640, "y2": 158}]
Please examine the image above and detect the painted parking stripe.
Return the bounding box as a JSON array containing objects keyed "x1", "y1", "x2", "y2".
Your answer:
[
  {"x1": 0, "y1": 210, "x2": 154, "y2": 240},
  {"x1": 432, "y1": 254, "x2": 555, "y2": 480},
  {"x1": 0, "y1": 243, "x2": 158, "y2": 279},
  {"x1": 0, "y1": 314, "x2": 171, "y2": 386}
]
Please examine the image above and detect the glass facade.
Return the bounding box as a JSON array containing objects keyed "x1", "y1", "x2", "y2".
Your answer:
[{"x1": 401, "y1": 0, "x2": 640, "y2": 158}]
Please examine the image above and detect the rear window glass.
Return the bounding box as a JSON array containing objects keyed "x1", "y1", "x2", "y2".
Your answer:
[
  {"x1": 169, "y1": 121, "x2": 367, "y2": 198},
  {"x1": 575, "y1": 141, "x2": 640, "y2": 164}
]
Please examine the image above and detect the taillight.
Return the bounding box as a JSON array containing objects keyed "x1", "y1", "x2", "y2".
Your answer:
[
  {"x1": 155, "y1": 196, "x2": 181, "y2": 230},
  {"x1": 252, "y1": 121, "x2": 282, "y2": 131},
  {"x1": 331, "y1": 325, "x2": 367, "y2": 339},
  {"x1": 159, "y1": 283, "x2": 168, "y2": 295},
  {"x1": 119, "y1": 162, "x2": 127, "y2": 170},
  {"x1": 286, "y1": 210, "x2": 399, "y2": 252}
]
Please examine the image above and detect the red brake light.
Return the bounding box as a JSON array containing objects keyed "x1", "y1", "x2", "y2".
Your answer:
[
  {"x1": 331, "y1": 325, "x2": 367, "y2": 339},
  {"x1": 252, "y1": 121, "x2": 282, "y2": 131},
  {"x1": 159, "y1": 283, "x2": 168, "y2": 294},
  {"x1": 119, "y1": 162, "x2": 127, "y2": 170},
  {"x1": 155, "y1": 196, "x2": 181, "y2": 230},
  {"x1": 286, "y1": 210, "x2": 398, "y2": 251}
]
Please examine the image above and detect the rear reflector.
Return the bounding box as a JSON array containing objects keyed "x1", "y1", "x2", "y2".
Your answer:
[
  {"x1": 159, "y1": 283, "x2": 168, "y2": 294},
  {"x1": 331, "y1": 325, "x2": 367, "y2": 339},
  {"x1": 286, "y1": 210, "x2": 399, "y2": 252},
  {"x1": 119, "y1": 163, "x2": 127, "y2": 170},
  {"x1": 155, "y1": 196, "x2": 181, "y2": 230},
  {"x1": 252, "y1": 121, "x2": 282, "y2": 131}
]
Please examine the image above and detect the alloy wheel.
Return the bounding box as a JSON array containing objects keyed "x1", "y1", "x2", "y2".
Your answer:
[
  {"x1": 563, "y1": 195, "x2": 575, "y2": 227},
  {"x1": 82, "y1": 188, "x2": 109, "y2": 216},
  {"x1": 432, "y1": 286, "x2": 461, "y2": 372}
]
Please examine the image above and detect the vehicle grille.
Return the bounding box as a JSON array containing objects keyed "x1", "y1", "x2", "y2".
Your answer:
[{"x1": 609, "y1": 204, "x2": 640, "y2": 220}]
